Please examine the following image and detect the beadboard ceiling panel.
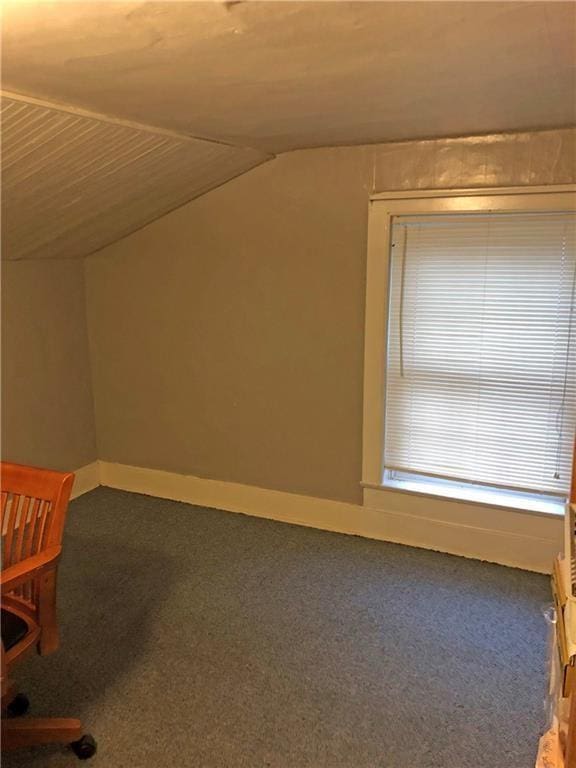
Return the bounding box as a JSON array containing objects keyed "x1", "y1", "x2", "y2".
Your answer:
[{"x1": 1, "y1": 94, "x2": 270, "y2": 260}]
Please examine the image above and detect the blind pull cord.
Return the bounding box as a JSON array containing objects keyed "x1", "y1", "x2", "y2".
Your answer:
[{"x1": 399, "y1": 225, "x2": 408, "y2": 378}]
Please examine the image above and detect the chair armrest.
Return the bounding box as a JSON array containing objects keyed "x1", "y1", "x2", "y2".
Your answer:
[{"x1": 1, "y1": 547, "x2": 61, "y2": 594}]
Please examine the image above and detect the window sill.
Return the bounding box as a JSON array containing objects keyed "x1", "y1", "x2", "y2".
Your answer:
[{"x1": 367, "y1": 476, "x2": 565, "y2": 518}]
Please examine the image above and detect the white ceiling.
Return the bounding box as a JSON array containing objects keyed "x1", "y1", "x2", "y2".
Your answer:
[
  {"x1": 1, "y1": 1, "x2": 575, "y2": 260},
  {"x1": 3, "y1": 1, "x2": 575, "y2": 154}
]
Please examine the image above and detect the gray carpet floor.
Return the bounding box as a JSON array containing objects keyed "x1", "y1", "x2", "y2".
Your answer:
[{"x1": 3, "y1": 487, "x2": 551, "y2": 768}]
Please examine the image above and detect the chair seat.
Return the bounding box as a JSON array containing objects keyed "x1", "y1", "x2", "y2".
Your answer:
[{"x1": 1, "y1": 608, "x2": 29, "y2": 652}]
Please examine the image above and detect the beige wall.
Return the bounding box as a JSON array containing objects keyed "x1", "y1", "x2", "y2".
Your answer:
[
  {"x1": 84, "y1": 128, "x2": 576, "y2": 504},
  {"x1": 85, "y1": 147, "x2": 373, "y2": 502},
  {"x1": 1, "y1": 258, "x2": 97, "y2": 471}
]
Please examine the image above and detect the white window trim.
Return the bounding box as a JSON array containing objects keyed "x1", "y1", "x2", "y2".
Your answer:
[{"x1": 362, "y1": 184, "x2": 576, "y2": 522}]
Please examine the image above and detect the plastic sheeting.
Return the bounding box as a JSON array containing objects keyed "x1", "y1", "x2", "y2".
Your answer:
[{"x1": 372, "y1": 129, "x2": 576, "y2": 192}]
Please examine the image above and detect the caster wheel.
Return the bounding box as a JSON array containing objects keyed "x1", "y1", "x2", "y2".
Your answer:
[
  {"x1": 6, "y1": 693, "x2": 29, "y2": 718},
  {"x1": 70, "y1": 734, "x2": 97, "y2": 760}
]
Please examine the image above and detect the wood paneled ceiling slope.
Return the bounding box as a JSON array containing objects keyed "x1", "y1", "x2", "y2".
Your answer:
[
  {"x1": 2, "y1": 1, "x2": 575, "y2": 260},
  {"x1": 1, "y1": 94, "x2": 268, "y2": 260}
]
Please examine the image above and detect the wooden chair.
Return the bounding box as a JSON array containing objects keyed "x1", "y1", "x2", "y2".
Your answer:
[{"x1": 1, "y1": 462, "x2": 96, "y2": 760}]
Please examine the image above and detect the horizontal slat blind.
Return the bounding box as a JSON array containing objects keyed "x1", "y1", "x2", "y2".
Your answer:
[{"x1": 384, "y1": 211, "x2": 576, "y2": 495}]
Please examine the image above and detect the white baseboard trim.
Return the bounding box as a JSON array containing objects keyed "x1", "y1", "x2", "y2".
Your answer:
[
  {"x1": 71, "y1": 461, "x2": 101, "y2": 499},
  {"x1": 98, "y1": 461, "x2": 561, "y2": 573}
]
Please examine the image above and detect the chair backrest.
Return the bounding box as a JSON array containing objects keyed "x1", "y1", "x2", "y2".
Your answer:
[{"x1": 1, "y1": 463, "x2": 74, "y2": 604}]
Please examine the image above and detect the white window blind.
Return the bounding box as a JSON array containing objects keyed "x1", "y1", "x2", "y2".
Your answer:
[{"x1": 384, "y1": 211, "x2": 576, "y2": 497}]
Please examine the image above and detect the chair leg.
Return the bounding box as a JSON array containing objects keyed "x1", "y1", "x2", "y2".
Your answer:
[
  {"x1": 1, "y1": 717, "x2": 83, "y2": 750},
  {"x1": 37, "y1": 571, "x2": 59, "y2": 656}
]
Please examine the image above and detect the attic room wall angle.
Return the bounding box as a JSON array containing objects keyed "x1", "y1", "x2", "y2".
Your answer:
[{"x1": 1, "y1": 90, "x2": 272, "y2": 261}]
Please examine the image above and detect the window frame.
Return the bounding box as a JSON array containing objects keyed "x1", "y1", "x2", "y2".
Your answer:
[{"x1": 362, "y1": 184, "x2": 576, "y2": 515}]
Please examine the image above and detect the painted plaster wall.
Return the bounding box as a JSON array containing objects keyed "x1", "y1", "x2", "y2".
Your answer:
[
  {"x1": 1, "y1": 258, "x2": 98, "y2": 471},
  {"x1": 85, "y1": 129, "x2": 576, "y2": 503}
]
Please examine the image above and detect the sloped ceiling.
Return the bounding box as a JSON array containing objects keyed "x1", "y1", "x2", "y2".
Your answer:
[
  {"x1": 1, "y1": 1, "x2": 575, "y2": 260},
  {"x1": 3, "y1": 1, "x2": 575, "y2": 152},
  {"x1": 1, "y1": 93, "x2": 268, "y2": 260}
]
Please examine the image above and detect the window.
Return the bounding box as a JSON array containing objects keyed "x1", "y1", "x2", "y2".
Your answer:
[{"x1": 363, "y1": 187, "x2": 576, "y2": 515}]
